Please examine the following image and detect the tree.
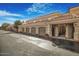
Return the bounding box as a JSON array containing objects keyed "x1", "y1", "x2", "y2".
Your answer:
[
  {"x1": 14, "y1": 20, "x2": 22, "y2": 30},
  {"x1": 1, "y1": 23, "x2": 10, "y2": 30}
]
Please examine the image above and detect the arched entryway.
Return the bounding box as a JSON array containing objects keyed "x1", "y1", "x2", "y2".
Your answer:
[
  {"x1": 31, "y1": 27, "x2": 36, "y2": 34},
  {"x1": 59, "y1": 24, "x2": 66, "y2": 37},
  {"x1": 38, "y1": 27, "x2": 46, "y2": 35}
]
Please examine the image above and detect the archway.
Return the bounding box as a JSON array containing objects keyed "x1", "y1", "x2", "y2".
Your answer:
[{"x1": 59, "y1": 25, "x2": 66, "y2": 37}]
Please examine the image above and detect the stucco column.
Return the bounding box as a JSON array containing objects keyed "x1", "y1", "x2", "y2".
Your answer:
[
  {"x1": 24, "y1": 27, "x2": 26, "y2": 33},
  {"x1": 29, "y1": 27, "x2": 31, "y2": 33},
  {"x1": 46, "y1": 24, "x2": 52, "y2": 37},
  {"x1": 65, "y1": 24, "x2": 73, "y2": 39},
  {"x1": 18, "y1": 26, "x2": 22, "y2": 32},
  {"x1": 55, "y1": 25, "x2": 59, "y2": 37},
  {"x1": 18, "y1": 26, "x2": 20, "y2": 32},
  {"x1": 36, "y1": 27, "x2": 39, "y2": 34},
  {"x1": 74, "y1": 23, "x2": 79, "y2": 41}
]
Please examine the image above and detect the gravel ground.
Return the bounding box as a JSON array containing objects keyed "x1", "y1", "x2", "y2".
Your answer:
[{"x1": 0, "y1": 30, "x2": 79, "y2": 56}]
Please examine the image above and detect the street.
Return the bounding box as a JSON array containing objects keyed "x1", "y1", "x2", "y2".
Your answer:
[{"x1": 0, "y1": 30, "x2": 79, "y2": 56}]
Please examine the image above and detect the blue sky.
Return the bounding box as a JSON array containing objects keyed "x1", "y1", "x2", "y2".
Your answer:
[{"x1": 0, "y1": 3, "x2": 79, "y2": 25}]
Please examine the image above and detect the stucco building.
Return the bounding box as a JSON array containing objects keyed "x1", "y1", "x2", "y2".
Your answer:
[
  {"x1": 18, "y1": 6, "x2": 79, "y2": 42},
  {"x1": 6, "y1": 24, "x2": 17, "y2": 32}
]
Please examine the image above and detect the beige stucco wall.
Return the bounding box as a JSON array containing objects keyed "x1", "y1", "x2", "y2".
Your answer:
[{"x1": 70, "y1": 7, "x2": 79, "y2": 14}]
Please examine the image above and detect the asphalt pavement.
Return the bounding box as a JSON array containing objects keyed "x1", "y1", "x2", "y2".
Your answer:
[{"x1": 0, "y1": 30, "x2": 79, "y2": 56}]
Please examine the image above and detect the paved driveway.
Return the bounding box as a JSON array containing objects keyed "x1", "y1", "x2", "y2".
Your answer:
[{"x1": 0, "y1": 30, "x2": 79, "y2": 56}]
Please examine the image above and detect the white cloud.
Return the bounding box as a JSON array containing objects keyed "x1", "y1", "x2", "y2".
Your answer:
[
  {"x1": 5, "y1": 17, "x2": 19, "y2": 21},
  {"x1": 0, "y1": 10, "x2": 25, "y2": 25},
  {"x1": 0, "y1": 10, "x2": 23, "y2": 17},
  {"x1": 26, "y1": 3, "x2": 53, "y2": 14},
  {"x1": 0, "y1": 17, "x2": 19, "y2": 25}
]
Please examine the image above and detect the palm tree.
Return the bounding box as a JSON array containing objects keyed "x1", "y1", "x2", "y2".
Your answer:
[{"x1": 14, "y1": 20, "x2": 22, "y2": 32}]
